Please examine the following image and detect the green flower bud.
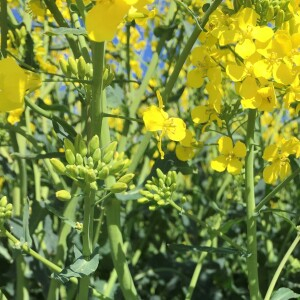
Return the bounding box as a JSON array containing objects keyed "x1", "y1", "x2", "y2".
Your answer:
[
  {"x1": 79, "y1": 139, "x2": 87, "y2": 157},
  {"x1": 156, "y1": 168, "x2": 166, "y2": 180},
  {"x1": 59, "y1": 59, "x2": 71, "y2": 77},
  {"x1": 90, "y1": 181, "x2": 98, "y2": 190},
  {"x1": 6, "y1": 203, "x2": 13, "y2": 211},
  {"x1": 56, "y1": 190, "x2": 72, "y2": 201},
  {"x1": 266, "y1": 6, "x2": 274, "y2": 21},
  {"x1": 77, "y1": 56, "x2": 87, "y2": 79},
  {"x1": 85, "y1": 63, "x2": 93, "y2": 78},
  {"x1": 109, "y1": 160, "x2": 126, "y2": 174},
  {"x1": 158, "y1": 178, "x2": 165, "y2": 189},
  {"x1": 110, "y1": 182, "x2": 128, "y2": 193},
  {"x1": 64, "y1": 138, "x2": 76, "y2": 155},
  {"x1": 65, "y1": 149, "x2": 76, "y2": 165},
  {"x1": 157, "y1": 200, "x2": 165, "y2": 206},
  {"x1": 153, "y1": 194, "x2": 161, "y2": 202},
  {"x1": 68, "y1": 57, "x2": 78, "y2": 75},
  {"x1": 165, "y1": 176, "x2": 172, "y2": 187},
  {"x1": 137, "y1": 197, "x2": 148, "y2": 203},
  {"x1": 96, "y1": 161, "x2": 106, "y2": 171},
  {"x1": 75, "y1": 222, "x2": 83, "y2": 231},
  {"x1": 102, "y1": 141, "x2": 117, "y2": 159},
  {"x1": 75, "y1": 153, "x2": 84, "y2": 165},
  {"x1": 87, "y1": 156, "x2": 94, "y2": 168},
  {"x1": 66, "y1": 165, "x2": 79, "y2": 179},
  {"x1": 117, "y1": 173, "x2": 135, "y2": 184},
  {"x1": 97, "y1": 166, "x2": 109, "y2": 180},
  {"x1": 85, "y1": 169, "x2": 97, "y2": 183},
  {"x1": 149, "y1": 205, "x2": 156, "y2": 211},
  {"x1": 77, "y1": 165, "x2": 87, "y2": 178},
  {"x1": 0, "y1": 196, "x2": 8, "y2": 207},
  {"x1": 50, "y1": 158, "x2": 66, "y2": 174},
  {"x1": 5, "y1": 211, "x2": 12, "y2": 218},
  {"x1": 74, "y1": 134, "x2": 82, "y2": 153},
  {"x1": 275, "y1": 9, "x2": 285, "y2": 27},
  {"x1": 88, "y1": 135, "x2": 100, "y2": 155},
  {"x1": 92, "y1": 148, "x2": 101, "y2": 163},
  {"x1": 102, "y1": 151, "x2": 114, "y2": 165}
]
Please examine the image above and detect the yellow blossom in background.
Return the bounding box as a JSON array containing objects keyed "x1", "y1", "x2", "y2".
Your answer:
[
  {"x1": 0, "y1": 57, "x2": 27, "y2": 112},
  {"x1": 143, "y1": 91, "x2": 186, "y2": 159},
  {"x1": 211, "y1": 136, "x2": 246, "y2": 175},
  {"x1": 175, "y1": 129, "x2": 196, "y2": 161},
  {"x1": 7, "y1": 108, "x2": 25, "y2": 125},
  {"x1": 263, "y1": 137, "x2": 300, "y2": 184}
]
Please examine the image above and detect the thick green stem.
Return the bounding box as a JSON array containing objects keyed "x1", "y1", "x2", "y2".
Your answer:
[
  {"x1": 245, "y1": 110, "x2": 261, "y2": 300},
  {"x1": 264, "y1": 230, "x2": 300, "y2": 300}
]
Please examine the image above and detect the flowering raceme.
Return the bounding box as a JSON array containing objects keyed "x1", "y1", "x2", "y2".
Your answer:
[
  {"x1": 143, "y1": 91, "x2": 186, "y2": 159},
  {"x1": 263, "y1": 137, "x2": 300, "y2": 184},
  {"x1": 211, "y1": 136, "x2": 246, "y2": 175}
]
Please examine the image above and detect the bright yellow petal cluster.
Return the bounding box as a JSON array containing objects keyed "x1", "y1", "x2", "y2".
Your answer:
[
  {"x1": 262, "y1": 137, "x2": 300, "y2": 184},
  {"x1": 175, "y1": 130, "x2": 196, "y2": 161},
  {"x1": 143, "y1": 91, "x2": 186, "y2": 159},
  {"x1": 211, "y1": 136, "x2": 246, "y2": 175}
]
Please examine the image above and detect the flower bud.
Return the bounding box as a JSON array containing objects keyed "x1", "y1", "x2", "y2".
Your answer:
[
  {"x1": 56, "y1": 190, "x2": 72, "y2": 201},
  {"x1": 156, "y1": 168, "x2": 166, "y2": 180},
  {"x1": 118, "y1": 173, "x2": 135, "y2": 184},
  {"x1": 66, "y1": 165, "x2": 79, "y2": 179},
  {"x1": 90, "y1": 181, "x2": 98, "y2": 190},
  {"x1": 102, "y1": 141, "x2": 117, "y2": 158},
  {"x1": 109, "y1": 182, "x2": 128, "y2": 193},
  {"x1": 85, "y1": 169, "x2": 97, "y2": 183},
  {"x1": 109, "y1": 160, "x2": 126, "y2": 174},
  {"x1": 64, "y1": 138, "x2": 76, "y2": 155},
  {"x1": 92, "y1": 148, "x2": 101, "y2": 163},
  {"x1": 65, "y1": 149, "x2": 76, "y2": 165},
  {"x1": 0, "y1": 196, "x2": 8, "y2": 207},
  {"x1": 75, "y1": 153, "x2": 84, "y2": 165},
  {"x1": 275, "y1": 9, "x2": 285, "y2": 28},
  {"x1": 97, "y1": 166, "x2": 109, "y2": 180},
  {"x1": 77, "y1": 56, "x2": 87, "y2": 79},
  {"x1": 88, "y1": 135, "x2": 100, "y2": 155},
  {"x1": 59, "y1": 59, "x2": 71, "y2": 77},
  {"x1": 68, "y1": 57, "x2": 78, "y2": 75},
  {"x1": 50, "y1": 158, "x2": 66, "y2": 174},
  {"x1": 79, "y1": 139, "x2": 88, "y2": 157}
]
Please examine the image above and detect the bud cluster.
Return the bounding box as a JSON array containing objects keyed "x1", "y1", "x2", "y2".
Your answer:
[
  {"x1": 50, "y1": 134, "x2": 134, "y2": 195},
  {"x1": 233, "y1": 0, "x2": 292, "y2": 26},
  {"x1": 59, "y1": 56, "x2": 114, "y2": 87},
  {"x1": 7, "y1": 25, "x2": 27, "y2": 50},
  {"x1": 138, "y1": 169, "x2": 179, "y2": 210},
  {"x1": 0, "y1": 196, "x2": 13, "y2": 225}
]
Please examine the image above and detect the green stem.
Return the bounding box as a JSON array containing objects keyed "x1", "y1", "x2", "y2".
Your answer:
[
  {"x1": 1, "y1": 229, "x2": 110, "y2": 300},
  {"x1": 163, "y1": 0, "x2": 223, "y2": 102},
  {"x1": 264, "y1": 230, "x2": 300, "y2": 300},
  {"x1": 90, "y1": 42, "x2": 138, "y2": 299},
  {"x1": 245, "y1": 110, "x2": 261, "y2": 300},
  {"x1": 0, "y1": 0, "x2": 8, "y2": 58}
]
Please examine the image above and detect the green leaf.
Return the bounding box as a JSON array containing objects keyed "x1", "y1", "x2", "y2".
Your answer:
[
  {"x1": 45, "y1": 27, "x2": 87, "y2": 36},
  {"x1": 52, "y1": 246, "x2": 101, "y2": 283},
  {"x1": 168, "y1": 244, "x2": 240, "y2": 255},
  {"x1": 271, "y1": 287, "x2": 300, "y2": 300}
]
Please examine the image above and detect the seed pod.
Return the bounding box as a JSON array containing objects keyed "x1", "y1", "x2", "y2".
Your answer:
[
  {"x1": 68, "y1": 57, "x2": 78, "y2": 75},
  {"x1": 65, "y1": 149, "x2": 76, "y2": 165},
  {"x1": 56, "y1": 190, "x2": 72, "y2": 201},
  {"x1": 118, "y1": 173, "x2": 135, "y2": 184},
  {"x1": 110, "y1": 182, "x2": 128, "y2": 193},
  {"x1": 88, "y1": 135, "x2": 100, "y2": 155},
  {"x1": 50, "y1": 158, "x2": 66, "y2": 174}
]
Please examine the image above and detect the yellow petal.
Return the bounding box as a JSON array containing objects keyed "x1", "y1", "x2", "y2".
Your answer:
[
  {"x1": 0, "y1": 57, "x2": 27, "y2": 112},
  {"x1": 175, "y1": 145, "x2": 195, "y2": 161},
  {"x1": 227, "y1": 158, "x2": 243, "y2": 175},
  {"x1": 187, "y1": 69, "x2": 205, "y2": 88},
  {"x1": 279, "y1": 161, "x2": 291, "y2": 181},
  {"x1": 226, "y1": 64, "x2": 247, "y2": 82},
  {"x1": 218, "y1": 136, "x2": 233, "y2": 155},
  {"x1": 165, "y1": 118, "x2": 186, "y2": 141},
  {"x1": 211, "y1": 155, "x2": 227, "y2": 172},
  {"x1": 233, "y1": 141, "x2": 246, "y2": 158},
  {"x1": 262, "y1": 144, "x2": 278, "y2": 161},
  {"x1": 86, "y1": 1, "x2": 130, "y2": 42},
  {"x1": 263, "y1": 163, "x2": 278, "y2": 184},
  {"x1": 191, "y1": 106, "x2": 209, "y2": 124},
  {"x1": 235, "y1": 39, "x2": 256, "y2": 59},
  {"x1": 143, "y1": 106, "x2": 167, "y2": 131}
]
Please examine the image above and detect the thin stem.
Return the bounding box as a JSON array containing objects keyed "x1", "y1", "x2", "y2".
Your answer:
[
  {"x1": 264, "y1": 230, "x2": 300, "y2": 300},
  {"x1": 245, "y1": 109, "x2": 261, "y2": 300}
]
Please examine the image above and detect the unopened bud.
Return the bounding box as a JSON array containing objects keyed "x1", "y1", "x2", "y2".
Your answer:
[
  {"x1": 275, "y1": 9, "x2": 285, "y2": 28},
  {"x1": 92, "y1": 148, "x2": 101, "y2": 163},
  {"x1": 0, "y1": 196, "x2": 8, "y2": 207},
  {"x1": 56, "y1": 190, "x2": 72, "y2": 201},
  {"x1": 75, "y1": 153, "x2": 84, "y2": 165},
  {"x1": 79, "y1": 139, "x2": 88, "y2": 157},
  {"x1": 65, "y1": 149, "x2": 76, "y2": 165},
  {"x1": 110, "y1": 182, "x2": 128, "y2": 193},
  {"x1": 68, "y1": 57, "x2": 78, "y2": 75},
  {"x1": 77, "y1": 56, "x2": 86, "y2": 79},
  {"x1": 118, "y1": 173, "x2": 135, "y2": 184},
  {"x1": 97, "y1": 166, "x2": 109, "y2": 180},
  {"x1": 50, "y1": 158, "x2": 66, "y2": 174},
  {"x1": 88, "y1": 135, "x2": 100, "y2": 155},
  {"x1": 109, "y1": 160, "x2": 126, "y2": 174}
]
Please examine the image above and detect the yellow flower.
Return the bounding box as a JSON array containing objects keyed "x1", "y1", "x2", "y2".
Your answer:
[
  {"x1": 263, "y1": 137, "x2": 300, "y2": 184},
  {"x1": 86, "y1": 0, "x2": 138, "y2": 42},
  {"x1": 0, "y1": 57, "x2": 27, "y2": 112},
  {"x1": 211, "y1": 136, "x2": 246, "y2": 175},
  {"x1": 175, "y1": 130, "x2": 196, "y2": 161},
  {"x1": 143, "y1": 91, "x2": 186, "y2": 159}
]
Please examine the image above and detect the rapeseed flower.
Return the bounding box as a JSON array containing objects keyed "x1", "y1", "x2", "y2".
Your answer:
[
  {"x1": 211, "y1": 136, "x2": 246, "y2": 175},
  {"x1": 143, "y1": 91, "x2": 186, "y2": 159}
]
